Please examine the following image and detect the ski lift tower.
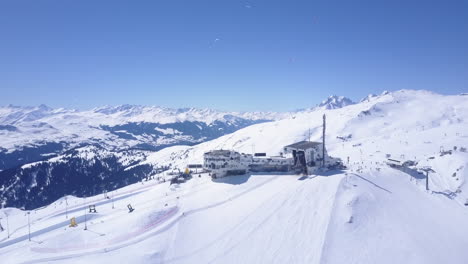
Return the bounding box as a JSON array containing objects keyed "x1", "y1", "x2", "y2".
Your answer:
[{"x1": 419, "y1": 166, "x2": 435, "y2": 191}]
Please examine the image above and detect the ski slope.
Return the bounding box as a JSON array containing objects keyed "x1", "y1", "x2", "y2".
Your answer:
[
  {"x1": 0, "y1": 172, "x2": 345, "y2": 263},
  {"x1": 1, "y1": 90, "x2": 468, "y2": 263},
  {"x1": 322, "y1": 168, "x2": 468, "y2": 264}
]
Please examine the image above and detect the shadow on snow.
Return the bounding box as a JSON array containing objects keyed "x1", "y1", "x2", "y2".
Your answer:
[{"x1": 212, "y1": 172, "x2": 296, "y2": 185}]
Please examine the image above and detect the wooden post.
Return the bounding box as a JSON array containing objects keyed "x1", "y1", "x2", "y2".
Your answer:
[{"x1": 426, "y1": 171, "x2": 429, "y2": 191}]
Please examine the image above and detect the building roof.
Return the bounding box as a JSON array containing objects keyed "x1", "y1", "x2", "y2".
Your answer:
[
  {"x1": 204, "y1": 150, "x2": 237, "y2": 156},
  {"x1": 284, "y1": 141, "x2": 322, "y2": 150}
]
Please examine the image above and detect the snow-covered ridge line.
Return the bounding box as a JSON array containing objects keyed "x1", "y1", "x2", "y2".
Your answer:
[
  {"x1": 0, "y1": 104, "x2": 289, "y2": 162},
  {"x1": 0, "y1": 104, "x2": 287, "y2": 126}
]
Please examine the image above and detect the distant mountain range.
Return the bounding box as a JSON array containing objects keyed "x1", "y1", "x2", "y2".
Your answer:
[{"x1": 0, "y1": 105, "x2": 291, "y2": 170}]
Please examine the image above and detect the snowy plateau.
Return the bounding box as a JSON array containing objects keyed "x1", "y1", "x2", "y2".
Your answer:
[{"x1": 1, "y1": 90, "x2": 468, "y2": 263}]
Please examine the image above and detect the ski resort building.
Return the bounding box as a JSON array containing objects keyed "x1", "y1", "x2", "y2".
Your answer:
[
  {"x1": 203, "y1": 140, "x2": 336, "y2": 178},
  {"x1": 203, "y1": 150, "x2": 291, "y2": 178},
  {"x1": 283, "y1": 141, "x2": 329, "y2": 174},
  {"x1": 203, "y1": 150, "x2": 250, "y2": 178}
]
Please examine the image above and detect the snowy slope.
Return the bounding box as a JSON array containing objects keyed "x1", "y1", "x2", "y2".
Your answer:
[
  {"x1": 321, "y1": 167, "x2": 468, "y2": 264},
  {"x1": 1, "y1": 90, "x2": 468, "y2": 263}
]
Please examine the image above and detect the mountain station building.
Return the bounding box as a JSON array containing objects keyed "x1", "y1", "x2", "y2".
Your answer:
[{"x1": 203, "y1": 140, "x2": 332, "y2": 178}]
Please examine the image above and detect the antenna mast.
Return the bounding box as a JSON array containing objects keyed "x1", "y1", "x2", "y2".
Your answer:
[{"x1": 322, "y1": 114, "x2": 326, "y2": 167}]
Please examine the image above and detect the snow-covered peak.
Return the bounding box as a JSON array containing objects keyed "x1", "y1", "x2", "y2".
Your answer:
[
  {"x1": 87, "y1": 105, "x2": 285, "y2": 124},
  {"x1": 360, "y1": 94, "x2": 378, "y2": 102},
  {"x1": 92, "y1": 104, "x2": 146, "y2": 115},
  {"x1": 0, "y1": 104, "x2": 73, "y2": 124},
  {"x1": 316, "y1": 95, "x2": 355, "y2": 110},
  {"x1": 359, "y1": 89, "x2": 440, "y2": 104}
]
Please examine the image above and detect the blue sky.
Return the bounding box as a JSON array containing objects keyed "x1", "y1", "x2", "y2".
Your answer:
[{"x1": 0, "y1": 0, "x2": 467, "y2": 111}]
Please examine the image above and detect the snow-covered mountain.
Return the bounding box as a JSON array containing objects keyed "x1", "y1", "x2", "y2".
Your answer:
[
  {"x1": 0, "y1": 105, "x2": 288, "y2": 171},
  {"x1": 359, "y1": 93, "x2": 378, "y2": 102},
  {"x1": 1, "y1": 89, "x2": 468, "y2": 263},
  {"x1": 0, "y1": 104, "x2": 284, "y2": 127},
  {"x1": 0, "y1": 145, "x2": 155, "y2": 209},
  {"x1": 315, "y1": 95, "x2": 355, "y2": 110}
]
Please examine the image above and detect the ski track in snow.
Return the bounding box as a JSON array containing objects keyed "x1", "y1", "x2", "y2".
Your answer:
[
  {"x1": 206, "y1": 175, "x2": 344, "y2": 264},
  {"x1": 30, "y1": 207, "x2": 179, "y2": 254}
]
